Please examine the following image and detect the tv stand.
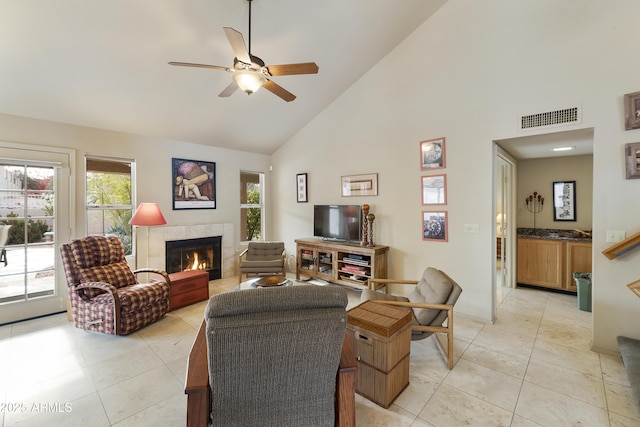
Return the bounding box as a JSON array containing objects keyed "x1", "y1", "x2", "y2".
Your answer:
[{"x1": 295, "y1": 238, "x2": 389, "y2": 289}]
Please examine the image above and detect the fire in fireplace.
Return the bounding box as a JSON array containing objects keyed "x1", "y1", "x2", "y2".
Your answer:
[{"x1": 165, "y1": 236, "x2": 222, "y2": 280}]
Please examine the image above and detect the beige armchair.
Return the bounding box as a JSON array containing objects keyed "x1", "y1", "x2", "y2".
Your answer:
[
  {"x1": 363, "y1": 267, "x2": 462, "y2": 369},
  {"x1": 237, "y1": 241, "x2": 286, "y2": 283}
]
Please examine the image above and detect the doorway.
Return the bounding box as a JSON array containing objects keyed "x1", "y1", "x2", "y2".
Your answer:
[
  {"x1": 0, "y1": 143, "x2": 73, "y2": 325},
  {"x1": 493, "y1": 128, "x2": 594, "y2": 319}
]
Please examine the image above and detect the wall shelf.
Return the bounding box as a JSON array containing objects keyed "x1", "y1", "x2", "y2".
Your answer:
[{"x1": 602, "y1": 231, "x2": 640, "y2": 260}]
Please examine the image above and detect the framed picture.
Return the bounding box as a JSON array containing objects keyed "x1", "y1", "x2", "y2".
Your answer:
[
  {"x1": 341, "y1": 173, "x2": 378, "y2": 197},
  {"x1": 422, "y1": 210, "x2": 448, "y2": 242},
  {"x1": 172, "y1": 158, "x2": 216, "y2": 210},
  {"x1": 421, "y1": 174, "x2": 447, "y2": 205},
  {"x1": 420, "y1": 137, "x2": 446, "y2": 170},
  {"x1": 625, "y1": 142, "x2": 640, "y2": 179},
  {"x1": 624, "y1": 91, "x2": 640, "y2": 130},
  {"x1": 552, "y1": 181, "x2": 576, "y2": 221},
  {"x1": 296, "y1": 173, "x2": 308, "y2": 202}
]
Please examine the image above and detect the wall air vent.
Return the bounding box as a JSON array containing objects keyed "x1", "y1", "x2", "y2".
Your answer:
[{"x1": 520, "y1": 107, "x2": 581, "y2": 130}]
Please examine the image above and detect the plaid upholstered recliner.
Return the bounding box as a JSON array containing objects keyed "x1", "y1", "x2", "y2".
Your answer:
[{"x1": 60, "y1": 235, "x2": 171, "y2": 335}]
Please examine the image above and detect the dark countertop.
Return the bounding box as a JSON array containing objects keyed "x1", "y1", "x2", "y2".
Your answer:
[{"x1": 517, "y1": 228, "x2": 592, "y2": 242}]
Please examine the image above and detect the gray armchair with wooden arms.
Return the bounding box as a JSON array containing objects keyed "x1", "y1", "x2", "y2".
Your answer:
[
  {"x1": 237, "y1": 241, "x2": 286, "y2": 284},
  {"x1": 362, "y1": 267, "x2": 462, "y2": 369},
  {"x1": 185, "y1": 285, "x2": 357, "y2": 427}
]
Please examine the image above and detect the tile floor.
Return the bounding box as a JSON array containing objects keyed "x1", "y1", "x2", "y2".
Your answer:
[{"x1": 0, "y1": 277, "x2": 638, "y2": 426}]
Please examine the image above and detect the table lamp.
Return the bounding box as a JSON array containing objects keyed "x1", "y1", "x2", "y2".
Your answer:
[{"x1": 129, "y1": 203, "x2": 166, "y2": 269}]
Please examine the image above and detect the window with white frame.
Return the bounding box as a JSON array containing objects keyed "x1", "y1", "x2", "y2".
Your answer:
[
  {"x1": 85, "y1": 156, "x2": 135, "y2": 254},
  {"x1": 240, "y1": 171, "x2": 263, "y2": 241}
]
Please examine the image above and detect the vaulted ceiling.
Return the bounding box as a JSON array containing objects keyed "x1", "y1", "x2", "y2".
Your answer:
[{"x1": 0, "y1": 0, "x2": 447, "y2": 154}]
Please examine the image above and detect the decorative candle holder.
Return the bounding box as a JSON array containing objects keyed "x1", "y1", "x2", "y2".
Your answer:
[
  {"x1": 367, "y1": 213, "x2": 375, "y2": 247},
  {"x1": 525, "y1": 191, "x2": 544, "y2": 230},
  {"x1": 361, "y1": 204, "x2": 370, "y2": 246}
]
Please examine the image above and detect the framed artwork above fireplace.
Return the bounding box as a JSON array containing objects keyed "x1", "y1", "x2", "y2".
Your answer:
[{"x1": 172, "y1": 158, "x2": 216, "y2": 210}]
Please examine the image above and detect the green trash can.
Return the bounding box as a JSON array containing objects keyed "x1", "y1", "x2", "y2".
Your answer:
[{"x1": 573, "y1": 272, "x2": 592, "y2": 312}]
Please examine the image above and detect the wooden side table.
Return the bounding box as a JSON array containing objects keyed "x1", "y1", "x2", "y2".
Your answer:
[
  {"x1": 168, "y1": 270, "x2": 210, "y2": 311},
  {"x1": 346, "y1": 300, "x2": 412, "y2": 408}
]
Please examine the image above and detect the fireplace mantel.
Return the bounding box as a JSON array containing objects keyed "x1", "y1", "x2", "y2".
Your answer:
[{"x1": 135, "y1": 223, "x2": 235, "y2": 279}]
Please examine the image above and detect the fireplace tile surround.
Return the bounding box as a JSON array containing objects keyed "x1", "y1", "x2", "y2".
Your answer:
[{"x1": 135, "y1": 223, "x2": 235, "y2": 279}]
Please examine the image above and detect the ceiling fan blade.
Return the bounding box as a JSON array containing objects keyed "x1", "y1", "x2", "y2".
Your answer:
[
  {"x1": 168, "y1": 62, "x2": 230, "y2": 72},
  {"x1": 263, "y1": 80, "x2": 296, "y2": 102},
  {"x1": 218, "y1": 81, "x2": 239, "y2": 97},
  {"x1": 266, "y1": 62, "x2": 319, "y2": 76},
  {"x1": 223, "y1": 27, "x2": 251, "y2": 64}
]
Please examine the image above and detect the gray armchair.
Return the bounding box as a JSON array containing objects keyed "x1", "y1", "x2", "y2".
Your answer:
[
  {"x1": 185, "y1": 285, "x2": 357, "y2": 427},
  {"x1": 238, "y1": 241, "x2": 286, "y2": 283},
  {"x1": 363, "y1": 267, "x2": 462, "y2": 369}
]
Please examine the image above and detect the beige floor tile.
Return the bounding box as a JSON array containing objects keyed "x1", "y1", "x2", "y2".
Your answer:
[
  {"x1": 524, "y1": 358, "x2": 607, "y2": 408},
  {"x1": 473, "y1": 324, "x2": 535, "y2": 357},
  {"x1": 355, "y1": 394, "x2": 417, "y2": 427},
  {"x1": 492, "y1": 308, "x2": 541, "y2": 337},
  {"x1": 75, "y1": 331, "x2": 147, "y2": 365},
  {"x1": 165, "y1": 355, "x2": 189, "y2": 386},
  {"x1": 442, "y1": 359, "x2": 522, "y2": 411},
  {"x1": 392, "y1": 369, "x2": 441, "y2": 416},
  {"x1": 418, "y1": 383, "x2": 513, "y2": 427},
  {"x1": 88, "y1": 347, "x2": 165, "y2": 390},
  {"x1": 111, "y1": 394, "x2": 187, "y2": 427},
  {"x1": 601, "y1": 352, "x2": 631, "y2": 386},
  {"x1": 536, "y1": 316, "x2": 592, "y2": 351},
  {"x1": 515, "y1": 381, "x2": 609, "y2": 426},
  {"x1": 509, "y1": 414, "x2": 542, "y2": 427},
  {"x1": 98, "y1": 365, "x2": 183, "y2": 424},
  {"x1": 530, "y1": 337, "x2": 601, "y2": 377},
  {"x1": 604, "y1": 379, "x2": 640, "y2": 421},
  {"x1": 610, "y1": 410, "x2": 640, "y2": 427},
  {"x1": 5, "y1": 367, "x2": 97, "y2": 425},
  {"x1": 461, "y1": 341, "x2": 530, "y2": 379},
  {"x1": 4, "y1": 392, "x2": 110, "y2": 427}
]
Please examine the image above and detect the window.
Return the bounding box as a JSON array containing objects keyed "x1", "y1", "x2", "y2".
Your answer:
[
  {"x1": 85, "y1": 156, "x2": 135, "y2": 254},
  {"x1": 240, "y1": 171, "x2": 263, "y2": 241}
]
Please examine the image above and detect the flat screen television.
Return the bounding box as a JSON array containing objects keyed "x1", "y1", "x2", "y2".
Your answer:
[{"x1": 313, "y1": 205, "x2": 362, "y2": 242}]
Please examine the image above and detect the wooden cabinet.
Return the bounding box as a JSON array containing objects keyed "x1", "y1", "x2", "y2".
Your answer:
[
  {"x1": 516, "y1": 238, "x2": 592, "y2": 293},
  {"x1": 517, "y1": 238, "x2": 564, "y2": 289},
  {"x1": 295, "y1": 238, "x2": 389, "y2": 289},
  {"x1": 168, "y1": 270, "x2": 209, "y2": 310},
  {"x1": 565, "y1": 241, "x2": 593, "y2": 292}
]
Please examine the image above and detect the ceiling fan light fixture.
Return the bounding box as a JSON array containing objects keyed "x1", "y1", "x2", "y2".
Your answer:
[{"x1": 233, "y1": 69, "x2": 267, "y2": 94}]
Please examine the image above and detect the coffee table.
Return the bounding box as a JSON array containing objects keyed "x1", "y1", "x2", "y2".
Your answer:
[{"x1": 236, "y1": 275, "x2": 295, "y2": 290}]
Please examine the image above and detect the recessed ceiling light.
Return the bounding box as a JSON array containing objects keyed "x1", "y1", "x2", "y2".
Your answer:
[{"x1": 552, "y1": 146, "x2": 575, "y2": 152}]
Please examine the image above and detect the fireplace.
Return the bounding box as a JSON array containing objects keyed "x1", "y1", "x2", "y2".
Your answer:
[{"x1": 165, "y1": 236, "x2": 222, "y2": 280}]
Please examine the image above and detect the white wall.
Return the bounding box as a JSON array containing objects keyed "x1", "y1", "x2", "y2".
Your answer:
[
  {"x1": 272, "y1": 0, "x2": 640, "y2": 352},
  {"x1": 0, "y1": 113, "x2": 272, "y2": 258}
]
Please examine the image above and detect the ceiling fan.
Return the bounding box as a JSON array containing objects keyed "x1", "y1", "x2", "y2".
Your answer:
[{"x1": 169, "y1": 0, "x2": 319, "y2": 102}]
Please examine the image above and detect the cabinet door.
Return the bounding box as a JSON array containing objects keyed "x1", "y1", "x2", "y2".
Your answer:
[
  {"x1": 316, "y1": 249, "x2": 335, "y2": 280},
  {"x1": 297, "y1": 246, "x2": 317, "y2": 275},
  {"x1": 566, "y1": 242, "x2": 592, "y2": 292},
  {"x1": 517, "y1": 239, "x2": 564, "y2": 289}
]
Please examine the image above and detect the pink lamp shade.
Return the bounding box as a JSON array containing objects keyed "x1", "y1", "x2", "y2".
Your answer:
[{"x1": 129, "y1": 203, "x2": 167, "y2": 226}]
